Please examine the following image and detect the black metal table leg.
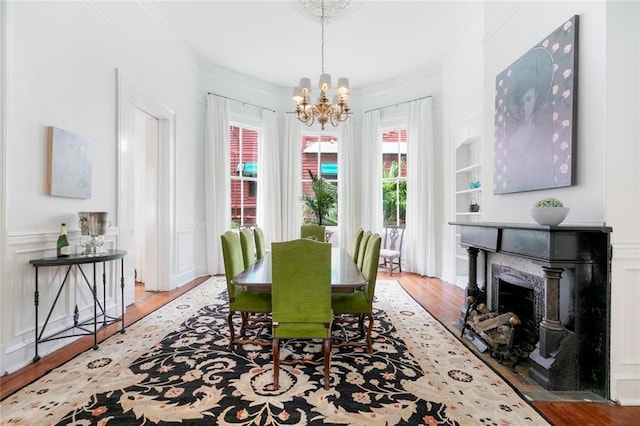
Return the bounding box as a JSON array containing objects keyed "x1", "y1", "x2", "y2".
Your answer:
[{"x1": 33, "y1": 267, "x2": 40, "y2": 362}]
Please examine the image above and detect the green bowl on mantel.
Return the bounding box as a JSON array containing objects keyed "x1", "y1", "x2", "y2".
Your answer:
[{"x1": 530, "y1": 207, "x2": 570, "y2": 226}]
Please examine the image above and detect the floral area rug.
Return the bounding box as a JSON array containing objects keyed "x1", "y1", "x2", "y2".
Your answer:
[{"x1": 1, "y1": 278, "x2": 549, "y2": 425}]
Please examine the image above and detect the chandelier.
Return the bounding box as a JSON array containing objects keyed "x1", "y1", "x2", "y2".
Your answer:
[{"x1": 292, "y1": 0, "x2": 350, "y2": 130}]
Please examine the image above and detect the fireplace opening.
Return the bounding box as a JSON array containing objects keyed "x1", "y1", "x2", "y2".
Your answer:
[
  {"x1": 498, "y1": 279, "x2": 537, "y2": 353},
  {"x1": 461, "y1": 265, "x2": 546, "y2": 367}
]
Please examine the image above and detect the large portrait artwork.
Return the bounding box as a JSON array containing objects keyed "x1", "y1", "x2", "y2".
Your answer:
[{"x1": 494, "y1": 15, "x2": 578, "y2": 194}]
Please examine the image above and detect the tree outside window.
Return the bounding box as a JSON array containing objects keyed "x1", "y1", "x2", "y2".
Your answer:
[
  {"x1": 300, "y1": 134, "x2": 339, "y2": 225},
  {"x1": 382, "y1": 129, "x2": 407, "y2": 226},
  {"x1": 229, "y1": 125, "x2": 259, "y2": 228}
]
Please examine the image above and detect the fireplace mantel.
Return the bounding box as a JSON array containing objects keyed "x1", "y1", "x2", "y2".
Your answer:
[
  {"x1": 450, "y1": 221, "x2": 612, "y2": 265},
  {"x1": 449, "y1": 221, "x2": 612, "y2": 398}
]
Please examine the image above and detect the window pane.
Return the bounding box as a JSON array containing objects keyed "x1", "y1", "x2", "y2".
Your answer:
[
  {"x1": 229, "y1": 125, "x2": 240, "y2": 176},
  {"x1": 230, "y1": 125, "x2": 259, "y2": 228},
  {"x1": 382, "y1": 127, "x2": 407, "y2": 226},
  {"x1": 301, "y1": 133, "x2": 339, "y2": 226}
]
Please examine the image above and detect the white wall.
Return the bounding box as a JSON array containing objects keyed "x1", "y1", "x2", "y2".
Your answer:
[
  {"x1": 605, "y1": 0, "x2": 640, "y2": 406},
  {"x1": 1, "y1": 1, "x2": 203, "y2": 374},
  {"x1": 482, "y1": 1, "x2": 606, "y2": 224}
]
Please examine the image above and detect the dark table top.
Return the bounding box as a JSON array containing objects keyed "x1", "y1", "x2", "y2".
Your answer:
[
  {"x1": 232, "y1": 247, "x2": 366, "y2": 292},
  {"x1": 30, "y1": 249, "x2": 127, "y2": 267}
]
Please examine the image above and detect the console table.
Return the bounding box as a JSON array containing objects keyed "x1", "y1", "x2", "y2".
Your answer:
[{"x1": 30, "y1": 249, "x2": 127, "y2": 362}]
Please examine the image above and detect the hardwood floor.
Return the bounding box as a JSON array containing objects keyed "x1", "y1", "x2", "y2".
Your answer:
[{"x1": 2, "y1": 272, "x2": 638, "y2": 425}]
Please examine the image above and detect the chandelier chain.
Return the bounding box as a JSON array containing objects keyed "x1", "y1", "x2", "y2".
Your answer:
[
  {"x1": 292, "y1": 0, "x2": 350, "y2": 130},
  {"x1": 320, "y1": 0, "x2": 325, "y2": 74}
]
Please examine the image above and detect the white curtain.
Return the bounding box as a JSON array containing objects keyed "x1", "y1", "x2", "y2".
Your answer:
[
  {"x1": 338, "y1": 118, "x2": 359, "y2": 252},
  {"x1": 281, "y1": 115, "x2": 302, "y2": 241},
  {"x1": 405, "y1": 97, "x2": 436, "y2": 276},
  {"x1": 204, "y1": 94, "x2": 231, "y2": 275},
  {"x1": 361, "y1": 110, "x2": 383, "y2": 233},
  {"x1": 257, "y1": 110, "x2": 281, "y2": 247}
]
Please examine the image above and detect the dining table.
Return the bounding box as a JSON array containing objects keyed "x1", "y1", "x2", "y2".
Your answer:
[{"x1": 231, "y1": 246, "x2": 366, "y2": 292}]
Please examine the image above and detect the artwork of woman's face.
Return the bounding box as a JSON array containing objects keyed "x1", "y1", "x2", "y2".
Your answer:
[{"x1": 520, "y1": 87, "x2": 537, "y2": 120}]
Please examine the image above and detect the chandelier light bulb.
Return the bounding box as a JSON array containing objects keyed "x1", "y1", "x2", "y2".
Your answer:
[
  {"x1": 337, "y1": 78, "x2": 350, "y2": 94},
  {"x1": 299, "y1": 77, "x2": 312, "y2": 92},
  {"x1": 318, "y1": 73, "x2": 332, "y2": 91},
  {"x1": 292, "y1": 87, "x2": 303, "y2": 103}
]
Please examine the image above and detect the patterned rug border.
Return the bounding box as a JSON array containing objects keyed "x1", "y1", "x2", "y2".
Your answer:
[
  {"x1": 1, "y1": 277, "x2": 551, "y2": 425},
  {"x1": 392, "y1": 280, "x2": 554, "y2": 425}
]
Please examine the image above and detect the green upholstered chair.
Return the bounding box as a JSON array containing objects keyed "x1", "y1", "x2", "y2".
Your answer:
[
  {"x1": 220, "y1": 231, "x2": 271, "y2": 350},
  {"x1": 271, "y1": 238, "x2": 332, "y2": 390},
  {"x1": 332, "y1": 233, "x2": 382, "y2": 353},
  {"x1": 300, "y1": 224, "x2": 326, "y2": 242},
  {"x1": 254, "y1": 226, "x2": 266, "y2": 260},
  {"x1": 351, "y1": 227, "x2": 364, "y2": 263},
  {"x1": 356, "y1": 230, "x2": 372, "y2": 271},
  {"x1": 239, "y1": 227, "x2": 257, "y2": 269}
]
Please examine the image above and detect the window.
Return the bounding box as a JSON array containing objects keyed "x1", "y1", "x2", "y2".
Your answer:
[
  {"x1": 230, "y1": 124, "x2": 259, "y2": 227},
  {"x1": 382, "y1": 128, "x2": 407, "y2": 226},
  {"x1": 301, "y1": 133, "x2": 339, "y2": 225}
]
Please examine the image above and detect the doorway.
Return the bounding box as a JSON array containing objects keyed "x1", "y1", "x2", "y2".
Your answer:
[
  {"x1": 134, "y1": 107, "x2": 159, "y2": 301},
  {"x1": 117, "y1": 70, "x2": 175, "y2": 308}
]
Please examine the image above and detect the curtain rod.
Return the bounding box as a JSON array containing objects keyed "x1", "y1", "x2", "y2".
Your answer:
[
  {"x1": 207, "y1": 92, "x2": 276, "y2": 113},
  {"x1": 363, "y1": 95, "x2": 432, "y2": 114}
]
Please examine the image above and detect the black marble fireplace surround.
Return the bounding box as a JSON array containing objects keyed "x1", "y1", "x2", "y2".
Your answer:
[{"x1": 450, "y1": 222, "x2": 612, "y2": 399}]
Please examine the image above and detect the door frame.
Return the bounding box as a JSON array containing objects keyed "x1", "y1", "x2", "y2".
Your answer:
[{"x1": 117, "y1": 70, "x2": 175, "y2": 305}]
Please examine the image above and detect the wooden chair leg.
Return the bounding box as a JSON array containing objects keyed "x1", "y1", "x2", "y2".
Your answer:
[
  {"x1": 239, "y1": 312, "x2": 248, "y2": 335},
  {"x1": 227, "y1": 311, "x2": 236, "y2": 350},
  {"x1": 365, "y1": 313, "x2": 374, "y2": 353},
  {"x1": 323, "y1": 338, "x2": 331, "y2": 389},
  {"x1": 272, "y1": 338, "x2": 280, "y2": 390}
]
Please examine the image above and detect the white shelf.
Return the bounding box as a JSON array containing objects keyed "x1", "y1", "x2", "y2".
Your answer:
[
  {"x1": 452, "y1": 129, "x2": 482, "y2": 286},
  {"x1": 455, "y1": 188, "x2": 482, "y2": 195},
  {"x1": 456, "y1": 163, "x2": 481, "y2": 174}
]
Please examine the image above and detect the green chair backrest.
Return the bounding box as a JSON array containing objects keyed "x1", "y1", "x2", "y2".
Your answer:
[
  {"x1": 300, "y1": 224, "x2": 326, "y2": 242},
  {"x1": 239, "y1": 227, "x2": 256, "y2": 269},
  {"x1": 254, "y1": 226, "x2": 266, "y2": 260},
  {"x1": 357, "y1": 231, "x2": 372, "y2": 271},
  {"x1": 220, "y1": 231, "x2": 244, "y2": 300},
  {"x1": 352, "y1": 227, "x2": 364, "y2": 263},
  {"x1": 271, "y1": 239, "x2": 332, "y2": 324},
  {"x1": 361, "y1": 233, "x2": 382, "y2": 302}
]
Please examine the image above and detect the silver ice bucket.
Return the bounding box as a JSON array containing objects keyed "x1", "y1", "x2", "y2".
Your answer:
[{"x1": 78, "y1": 212, "x2": 110, "y2": 235}]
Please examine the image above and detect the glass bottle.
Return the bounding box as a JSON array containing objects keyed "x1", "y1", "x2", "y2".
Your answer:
[{"x1": 56, "y1": 223, "x2": 70, "y2": 257}]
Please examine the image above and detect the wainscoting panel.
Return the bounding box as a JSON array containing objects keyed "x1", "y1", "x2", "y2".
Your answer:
[
  {"x1": 610, "y1": 243, "x2": 640, "y2": 405},
  {"x1": 174, "y1": 223, "x2": 208, "y2": 285}
]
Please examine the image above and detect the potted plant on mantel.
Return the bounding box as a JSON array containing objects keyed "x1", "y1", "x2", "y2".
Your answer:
[
  {"x1": 530, "y1": 197, "x2": 570, "y2": 226},
  {"x1": 300, "y1": 170, "x2": 337, "y2": 226}
]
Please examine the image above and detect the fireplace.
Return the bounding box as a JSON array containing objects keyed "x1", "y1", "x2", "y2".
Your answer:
[
  {"x1": 450, "y1": 222, "x2": 612, "y2": 398},
  {"x1": 492, "y1": 264, "x2": 544, "y2": 352}
]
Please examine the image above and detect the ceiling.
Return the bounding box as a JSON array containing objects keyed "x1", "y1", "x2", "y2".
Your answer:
[{"x1": 152, "y1": 1, "x2": 483, "y2": 89}]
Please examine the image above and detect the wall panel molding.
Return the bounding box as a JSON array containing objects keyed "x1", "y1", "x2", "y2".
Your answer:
[
  {"x1": 175, "y1": 222, "x2": 208, "y2": 284},
  {"x1": 610, "y1": 243, "x2": 640, "y2": 404}
]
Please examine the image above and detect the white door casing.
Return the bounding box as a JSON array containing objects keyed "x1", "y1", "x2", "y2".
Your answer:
[{"x1": 117, "y1": 69, "x2": 175, "y2": 305}]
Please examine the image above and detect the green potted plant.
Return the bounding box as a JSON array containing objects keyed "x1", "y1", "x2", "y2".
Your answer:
[
  {"x1": 530, "y1": 197, "x2": 570, "y2": 226},
  {"x1": 300, "y1": 170, "x2": 337, "y2": 226}
]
